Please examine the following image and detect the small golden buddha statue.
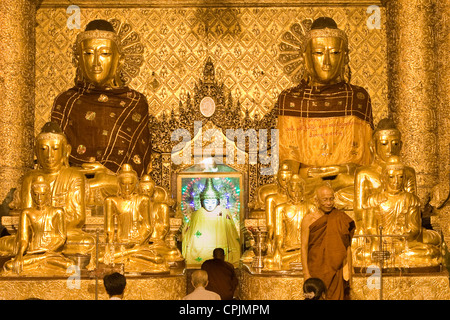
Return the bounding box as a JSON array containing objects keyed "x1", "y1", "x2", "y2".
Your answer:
[
  {"x1": 276, "y1": 17, "x2": 373, "y2": 198},
  {"x1": 354, "y1": 156, "x2": 441, "y2": 268},
  {"x1": 182, "y1": 178, "x2": 240, "y2": 267},
  {"x1": 2, "y1": 176, "x2": 74, "y2": 276},
  {"x1": 263, "y1": 164, "x2": 293, "y2": 254},
  {"x1": 102, "y1": 164, "x2": 169, "y2": 273},
  {"x1": 249, "y1": 163, "x2": 292, "y2": 219},
  {"x1": 138, "y1": 174, "x2": 184, "y2": 266},
  {"x1": 264, "y1": 174, "x2": 316, "y2": 270},
  {"x1": 354, "y1": 118, "x2": 417, "y2": 235},
  {"x1": 19, "y1": 122, "x2": 95, "y2": 257},
  {"x1": 50, "y1": 19, "x2": 151, "y2": 205}
]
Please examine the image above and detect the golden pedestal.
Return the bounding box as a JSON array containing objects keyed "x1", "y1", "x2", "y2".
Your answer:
[
  {"x1": 239, "y1": 265, "x2": 450, "y2": 300},
  {"x1": 0, "y1": 273, "x2": 186, "y2": 300}
]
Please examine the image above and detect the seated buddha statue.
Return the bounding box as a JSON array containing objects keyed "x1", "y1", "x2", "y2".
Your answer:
[
  {"x1": 354, "y1": 118, "x2": 417, "y2": 235},
  {"x1": 276, "y1": 17, "x2": 373, "y2": 202},
  {"x1": 2, "y1": 176, "x2": 74, "y2": 276},
  {"x1": 182, "y1": 178, "x2": 240, "y2": 267},
  {"x1": 50, "y1": 19, "x2": 151, "y2": 205},
  {"x1": 17, "y1": 122, "x2": 95, "y2": 257},
  {"x1": 138, "y1": 174, "x2": 184, "y2": 266},
  {"x1": 264, "y1": 174, "x2": 316, "y2": 270},
  {"x1": 249, "y1": 163, "x2": 292, "y2": 219},
  {"x1": 102, "y1": 164, "x2": 169, "y2": 273},
  {"x1": 263, "y1": 164, "x2": 292, "y2": 254},
  {"x1": 354, "y1": 156, "x2": 441, "y2": 268}
]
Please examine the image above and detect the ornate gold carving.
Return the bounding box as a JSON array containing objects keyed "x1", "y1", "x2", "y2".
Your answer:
[{"x1": 0, "y1": 275, "x2": 186, "y2": 300}]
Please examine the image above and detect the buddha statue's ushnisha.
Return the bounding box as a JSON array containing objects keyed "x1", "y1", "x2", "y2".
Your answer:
[
  {"x1": 182, "y1": 178, "x2": 240, "y2": 267},
  {"x1": 1, "y1": 176, "x2": 74, "y2": 276},
  {"x1": 102, "y1": 164, "x2": 169, "y2": 273},
  {"x1": 50, "y1": 19, "x2": 151, "y2": 177},
  {"x1": 276, "y1": 17, "x2": 373, "y2": 196}
]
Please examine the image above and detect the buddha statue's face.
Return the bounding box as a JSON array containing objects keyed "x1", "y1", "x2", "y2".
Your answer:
[
  {"x1": 79, "y1": 38, "x2": 121, "y2": 87},
  {"x1": 288, "y1": 181, "x2": 303, "y2": 202},
  {"x1": 202, "y1": 198, "x2": 219, "y2": 212},
  {"x1": 31, "y1": 182, "x2": 50, "y2": 208},
  {"x1": 304, "y1": 37, "x2": 345, "y2": 85},
  {"x1": 385, "y1": 169, "x2": 405, "y2": 194},
  {"x1": 375, "y1": 132, "x2": 402, "y2": 163},
  {"x1": 119, "y1": 175, "x2": 137, "y2": 196},
  {"x1": 277, "y1": 170, "x2": 292, "y2": 189},
  {"x1": 139, "y1": 181, "x2": 155, "y2": 197},
  {"x1": 35, "y1": 137, "x2": 67, "y2": 173}
]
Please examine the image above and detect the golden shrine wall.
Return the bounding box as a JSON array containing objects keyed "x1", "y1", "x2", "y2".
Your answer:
[{"x1": 34, "y1": 3, "x2": 388, "y2": 136}]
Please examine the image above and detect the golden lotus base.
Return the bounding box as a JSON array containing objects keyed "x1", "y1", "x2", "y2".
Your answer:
[
  {"x1": 239, "y1": 265, "x2": 450, "y2": 300},
  {"x1": 0, "y1": 273, "x2": 186, "y2": 300}
]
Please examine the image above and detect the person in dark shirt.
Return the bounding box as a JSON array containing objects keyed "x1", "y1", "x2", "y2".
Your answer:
[{"x1": 201, "y1": 248, "x2": 238, "y2": 300}]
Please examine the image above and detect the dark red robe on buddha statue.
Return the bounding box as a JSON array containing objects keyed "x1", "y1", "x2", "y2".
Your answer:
[
  {"x1": 308, "y1": 208, "x2": 355, "y2": 300},
  {"x1": 51, "y1": 81, "x2": 151, "y2": 176}
]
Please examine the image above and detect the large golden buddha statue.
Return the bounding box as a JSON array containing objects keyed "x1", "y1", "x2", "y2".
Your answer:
[
  {"x1": 2, "y1": 176, "x2": 74, "y2": 276},
  {"x1": 50, "y1": 19, "x2": 151, "y2": 204},
  {"x1": 264, "y1": 174, "x2": 315, "y2": 270},
  {"x1": 276, "y1": 17, "x2": 373, "y2": 197},
  {"x1": 19, "y1": 122, "x2": 95, "y2": 257},
  {"x1": 102, "y1": 164, "x2": 169, "y2": 273},
  {"x1": 354, "y1": 156, "x2": 441, "y2": 268},
  {"x1": 354, "y1": 118, "x2": 417, "y2": 235}
]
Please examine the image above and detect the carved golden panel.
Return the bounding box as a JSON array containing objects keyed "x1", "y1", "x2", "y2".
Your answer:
[{"x1": 35, "y1": 6, "x2": 388, "y2": 136}]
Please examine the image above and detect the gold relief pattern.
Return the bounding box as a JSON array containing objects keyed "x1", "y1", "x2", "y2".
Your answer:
[
  {"x1": 35, "y1": 6, "x2": 388, "y2": 137},
  {"x1": 0, "y1": 276, "x2": 186, "y2": 300},
  {"x1": 351, "y1": 274, "x2": 450, "y2": 300}
]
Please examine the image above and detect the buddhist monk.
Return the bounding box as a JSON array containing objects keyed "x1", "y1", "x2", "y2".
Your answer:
[{"x1": 301, "y1": 185, "x2": 355, "y2": 300}]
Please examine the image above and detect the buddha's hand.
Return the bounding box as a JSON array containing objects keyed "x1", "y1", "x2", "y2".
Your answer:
[
  {"x1": 79, "y1": 162, "x2": 115, "y2": 175},
  {"x1": 307, "y1": 165, "x2": 343, "y2": 178},
  {"x1": 11, "y1": 255, "x2": 23, "y2": 274}
]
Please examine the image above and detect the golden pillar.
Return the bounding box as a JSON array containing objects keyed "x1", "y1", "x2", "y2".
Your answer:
[
  {"x1": 435, "y1": 0, "x2": 450, "y2": 240},
  {"x1": 386, "y1": 0, "x2": 438, "y2": 205},
  {"x1": 0, "y1": 0, "x2": 36, "y2": 212}
]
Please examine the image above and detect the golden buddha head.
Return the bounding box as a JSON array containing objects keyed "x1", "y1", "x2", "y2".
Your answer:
[
  {"x1": 287, "y1": 174, "x2": 305, "y2": 202},
  {"x1": 277, "y1": 163, "x2": 292, "y2": 190},
  {"x1": 31, "y1": 175, "x2": 51, "y2": 208},
  {"x1": 382, "y1": 156, "x2": 406, "y2": 194},
  {"x1": 74, "y1": 19, "x2": 124, "y2": 88},
  {"x1": 35, "y1": 122, "x2": 71, "y2": 172},
  {"x1": 302, "y1": 17, "x2": 349, "y2": 85},
  {"x1": 372, "y1": 118, "x2": 402, "y2": 163},
  {"x1": 200, "y1": 178, "x2": 221, "y2": 212},
  {"x1": 117, "y1": 164, "x2": 139, "y2": 196},
  {"x1": 139, "y1": 174, "x2": 156, "y2": 196}
]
